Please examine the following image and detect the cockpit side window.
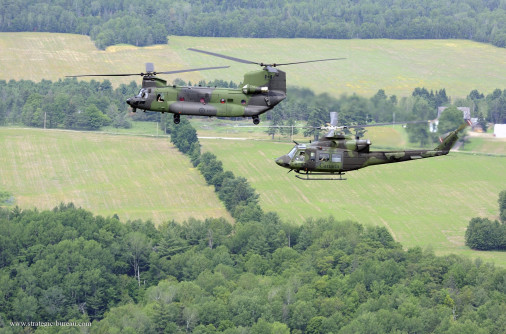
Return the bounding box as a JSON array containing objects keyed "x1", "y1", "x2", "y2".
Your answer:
[
  {"x1": 295, "y1": 150, "x2": 306, "y2": 162},
  {"x1": 138, "y1": 89, "x2": 149, "y2": 99},
  {"x1": 287, "y1": 146, "x2": 297, "y2": 159}
]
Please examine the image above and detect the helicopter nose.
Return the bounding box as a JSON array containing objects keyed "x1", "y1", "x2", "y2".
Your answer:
[
  {"x1": 275, "y1": 155, "x2": 291, "y2": 168},
  {"x1": 126, "y1": 97, "x2": 139, "y2": 107}
]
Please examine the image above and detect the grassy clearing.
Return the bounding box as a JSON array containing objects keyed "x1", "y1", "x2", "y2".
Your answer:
[
  {"x1": 0, "y1": 128, "x2": 232, "y2": 225},
  {"x1": 199, "y1": 137, "x2": 506, "y2": 266},
  {"x1": 459, "y1": 135, "x2": 506, "y2": 155},
  {"x1": 1, "y1": 33, "x2": 505, "y2": 98}
]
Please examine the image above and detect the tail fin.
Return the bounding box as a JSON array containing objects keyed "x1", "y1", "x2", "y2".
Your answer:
[{"x1": 435, "y1": 119, "x2": 472, "y2": 151}]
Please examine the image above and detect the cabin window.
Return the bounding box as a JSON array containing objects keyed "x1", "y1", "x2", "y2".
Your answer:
[
  {"x1": 241, "y1": 99, "x2": 246, "y2": 105},
  {"x1": 319, "y1": 153, "x2": 330, "y2": 161},
  {"x1": 227, "y1": 98, "x2": 233, "y2": 103},
  {"x1": 295, "y1": 151, "x2": 306, "y2": 162},
  {"x1": 200, "y1": 97, "x2": 205, "y2": 104},
  {"x1": 331, "y1": 153, "x2": 342, "y2": 163},
  {"x1": 157, "y1": 94, "x2": 164, "y2": 102}
]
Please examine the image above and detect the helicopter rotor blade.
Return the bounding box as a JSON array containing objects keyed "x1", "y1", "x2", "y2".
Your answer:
[
  {"x1": 66, "y1": 65, "x2": 230, "y2": 78},
  {"x1": 274, "y1": 58, "x2": 346, "y2": 66},
  {"x1": 330, "y1": 112, "x2": 338, "y2": 127},
  {"x1": 155, "y1": 66, "x2": 230, "y2": 75},
  {"x1": 66, "y1": 73, "x2": 142, "y2": 77},
  {"x1": 347, "y1": 120, "x2": 431, "y2": 128},
  {"x1": 188, "y1": 48, "x2": 345, "y2": 68},
  {"x1": 188, "y1": 48, "x2": 259, "y2": 65}
]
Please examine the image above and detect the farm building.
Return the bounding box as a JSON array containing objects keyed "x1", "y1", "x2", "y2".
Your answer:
[
  {"x1": 430, "y1": 107, "x2": 471, "y2": 132},
  {"x1": 494, "y1": 124, "x2": 506, "y2": 138}
]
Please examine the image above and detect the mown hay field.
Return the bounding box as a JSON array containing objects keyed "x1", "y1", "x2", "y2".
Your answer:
[
  {"x1": 0, "y1": 128, "x2": 232, "y2": 224},
  {"x1": 1, "y1": 33, "x2": 505, "y2": 97}
]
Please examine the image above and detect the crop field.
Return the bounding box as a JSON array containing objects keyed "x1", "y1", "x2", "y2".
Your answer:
[
  {"x1": 1, "y1": 33, "x2": 506, "y2": 97},
  {"x1": 199, "y1": 137, "x2": 506, "y2": 266},
  {"x1": 0, "y1": 128, "x2": 232, "y2": 224}
]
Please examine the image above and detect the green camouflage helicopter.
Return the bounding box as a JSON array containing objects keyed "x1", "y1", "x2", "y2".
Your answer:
[
  {"x1": 275, "y1": 112, "x2": 471, "y2": 180},
  {"x1": 68, "y1": 48, "x2": 343, "y2": 124}
]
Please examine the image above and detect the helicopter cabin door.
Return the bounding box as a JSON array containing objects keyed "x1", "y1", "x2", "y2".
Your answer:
[
  {"x1": 305, "y1": 148, "x2": 317, "y2": 170},
  {"x1": 316, "y1": 150, "x2": 343, "y2": 171}
]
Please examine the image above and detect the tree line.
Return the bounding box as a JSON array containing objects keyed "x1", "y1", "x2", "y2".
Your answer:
[
  {"x1": 1, "y1": 78, "x2": 505, "y2": 147},
  {"x1": 0, "y1": 203, "x2": 505, "y2": 333},
  {"x1": 1, "y1": 0, "x2": 506, "y2": 49},
  {"x1": 465, "y1": 191, "x2": 506, "y2": 251},
  {"x1": 0, "y1": 78, "x2": 137, "y2": 130}
]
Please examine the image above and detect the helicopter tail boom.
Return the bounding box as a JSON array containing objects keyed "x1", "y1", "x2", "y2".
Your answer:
[{"x1": 434, "y1": 119, "x2": 472, "y2": 152}]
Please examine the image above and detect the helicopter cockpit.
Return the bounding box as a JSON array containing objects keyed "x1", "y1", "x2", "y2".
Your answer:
[
  {"x1": 126, "y1": 88, "x2": 152, "y2": 111},
  {"x1": 276, "y1": 145, "x2": 306, "y2": 168},
  {"x1": 137, "y1": 88, "x2": 149, "y2": 99}
]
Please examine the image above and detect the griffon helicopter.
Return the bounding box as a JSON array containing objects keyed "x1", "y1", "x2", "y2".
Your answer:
[
  {"x1": 275, "y1": 112, "x2": 471, "y2": 180},
  {"x1": 67, "y1": 48, "x2": 343, "y2": 124}
]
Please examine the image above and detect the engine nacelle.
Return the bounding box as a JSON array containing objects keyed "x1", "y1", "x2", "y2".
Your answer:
[
  {"x1": 346, "y1": 139, "x2": 371, "y2": 152},
  {"x1": 356, "y1": 139, "x2": 371, "y2": 152},
  {"x1": 242, "y1": 84, "x2": 268, "y2": 94}
]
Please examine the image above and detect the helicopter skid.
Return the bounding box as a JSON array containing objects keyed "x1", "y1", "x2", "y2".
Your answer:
[{"x1": 294, "y1": 171, "x2": 346, "y2": 181}]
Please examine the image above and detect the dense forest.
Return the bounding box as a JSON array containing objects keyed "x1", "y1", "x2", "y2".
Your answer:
[
  {"x1": 0, "y1": 0, "x2": 505, "y2": 48},
  {"x1": 1, "y1": 203, "x2": 505, "y2": 333},
  {"x1": 2, "y1": 78, "x2": 506, "y2": 146}
]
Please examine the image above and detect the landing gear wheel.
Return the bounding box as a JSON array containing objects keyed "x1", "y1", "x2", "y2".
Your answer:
[
  {"x1": 252, "y1": 116, "x2": 260, "y2": 125},
  {"x1": 174, "y1": 114, "x2": 180, "y2": 124}
]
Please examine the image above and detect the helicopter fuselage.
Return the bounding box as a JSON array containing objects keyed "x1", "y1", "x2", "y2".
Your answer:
[
  {"x1": 127, "y1": 68, "x2": 287, "y2": 124},
  {"x1": 276, "y1": 141, "x2": 447, "y2": 173},
  {"x1": 275, "y1": 131, "x2": 458, "y2": 180}
]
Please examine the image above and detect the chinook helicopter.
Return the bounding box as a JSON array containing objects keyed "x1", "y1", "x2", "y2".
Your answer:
[
  {"x1": 275, "y1": 112, "x2": 471, "y2": 180},
  {"x1": 67, "y1": 48, "x2": 343, "y2": 124}
]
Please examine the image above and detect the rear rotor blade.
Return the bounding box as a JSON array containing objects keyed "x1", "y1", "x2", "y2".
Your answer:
[
  {"x1": 156, "y1": 66, "x2": 230, "y2": 75},
  {"x1": 188, "y1": 48, "x2": 258, "y2": 65},
  {"x1": 188, "y1": 48, "x2": 345, "y2": 68},
  {"x1": 275, "y1": 58, "x2": 346, "y2": 66}
]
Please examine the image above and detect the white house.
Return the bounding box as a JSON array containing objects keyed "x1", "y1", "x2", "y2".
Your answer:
[{"x1": 430, "y1": 107, "x2": 471, "y2": 132}]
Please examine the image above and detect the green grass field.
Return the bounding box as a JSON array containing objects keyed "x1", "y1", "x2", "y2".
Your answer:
[
  {"x1": 199, "y1": 137, "x2": 506, "y2": 266},
  {"x1": 1, "y1": 33, "x2": 505, "y2": 97},
  {"x1": 0, "y1": 128, "x2": 232, "y2": 224},
  {"x1": 460, "y1": 135, "x2": 506, "y2": 155}
]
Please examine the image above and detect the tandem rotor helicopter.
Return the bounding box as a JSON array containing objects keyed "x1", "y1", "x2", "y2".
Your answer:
[
  {"x1": 67, "y1": 48, "x2": 343, "y2": 124},
  {"x1": 275, "y1": 112, "x2": 471, "y2": 180}
]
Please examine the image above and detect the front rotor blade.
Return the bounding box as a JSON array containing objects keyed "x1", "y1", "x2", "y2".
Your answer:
[
  {"x1": 66, "y1": 73, "x2": 142, "y2": 78},
  {"x1": 156, "y1": 66, "x2": 230, "y2": 75},
  {"x1": 66, "y1": 65, "x2": 230, "y2": 78},
  {"x1": 188, "y1": 48, "x2": 259, "y2": 65}
]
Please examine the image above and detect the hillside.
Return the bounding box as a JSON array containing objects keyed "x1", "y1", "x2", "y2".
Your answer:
[
  {"x1": 1, "y1": 33, "x2": 505, "y2": 98},
  {"x1": 0, "y1": 127, "x2": 232, "y2": 224}
]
